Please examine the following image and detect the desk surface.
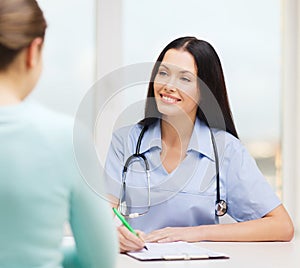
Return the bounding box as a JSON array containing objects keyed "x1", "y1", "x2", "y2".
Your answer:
[
  {"x1": 116, "y1": 237, "x2": 300, "y2": 268},
  {"x1": 63, "y1": 236, "x2": 299, "y2": 268}
]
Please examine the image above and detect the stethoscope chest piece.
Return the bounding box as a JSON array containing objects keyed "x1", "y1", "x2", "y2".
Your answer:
[{"x1": 215, "y1": 199, "x2": 227, "y2": 216}]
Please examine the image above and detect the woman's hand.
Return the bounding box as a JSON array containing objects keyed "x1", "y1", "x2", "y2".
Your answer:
[
  {"x1": 145, "y1": 226, "x2": 199, "y2": 243},
  {"x1": 117, "y1": 226, "x2": 146, "y2": 253},
  {"x1": 146, "y1": 205, "x2": 294, "y2": 243}
]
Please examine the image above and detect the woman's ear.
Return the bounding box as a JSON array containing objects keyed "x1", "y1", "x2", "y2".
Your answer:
[{"x1": 26, "y1": 37, "x2": 43, "y2": 69}]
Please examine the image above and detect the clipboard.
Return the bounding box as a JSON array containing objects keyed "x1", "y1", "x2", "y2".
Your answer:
[{"x1": 126, "y1": 242, "x2": 229, "y2": 261}]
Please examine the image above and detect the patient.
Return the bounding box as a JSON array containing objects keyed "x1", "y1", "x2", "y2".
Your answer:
[{"x1": 0, "y1": 0, "x2": 117, "y2": 267}]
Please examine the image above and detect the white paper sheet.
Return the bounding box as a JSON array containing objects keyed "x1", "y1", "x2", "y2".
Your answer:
[{"x1": 126, "y1": 242, "x2": 229, "y2": 261}]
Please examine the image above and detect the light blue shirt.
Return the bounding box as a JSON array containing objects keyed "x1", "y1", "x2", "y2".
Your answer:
[{"x1": 105, "y1": 118, "x2": 281, "y2": 233}]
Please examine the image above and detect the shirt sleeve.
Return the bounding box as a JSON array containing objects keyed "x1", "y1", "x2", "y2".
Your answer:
[
  {"x1": 104, "y1": 131, "x2": 126, "y2": 198},
  {"x1": 225, "y1": 142, "x2": 281, "y2": 222},
  {"x1": 62, "y1": 173, "x2": 118, "y2": 268}
]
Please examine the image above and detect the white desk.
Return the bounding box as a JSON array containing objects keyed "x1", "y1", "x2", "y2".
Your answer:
[
  {"x1": 63, "y1": 236, "x2": 299, "y2": 268},
  {"x1": 116, "y1": 237, "x2": 300, "y2": 268}
]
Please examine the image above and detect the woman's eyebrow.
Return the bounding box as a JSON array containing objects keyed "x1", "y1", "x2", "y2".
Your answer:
[
  {"x1": 179, "y1": 70, "x2": 196, "y2": 76},
  {"x1": 159, "y1": 64, "x2": 169, "y2": 70}
]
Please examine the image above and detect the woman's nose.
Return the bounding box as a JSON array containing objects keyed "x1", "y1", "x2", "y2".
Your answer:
[
  {"x1": 164, "y1": 83, "x2": 176, "y2": 93},
  {"x1": 164, "y1": 77, "x2": 177, "y2": 92}
]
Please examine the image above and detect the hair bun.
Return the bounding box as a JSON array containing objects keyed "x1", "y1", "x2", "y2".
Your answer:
[{"x1": 0, "y1": 0, "x2": 47, "y2": 69}]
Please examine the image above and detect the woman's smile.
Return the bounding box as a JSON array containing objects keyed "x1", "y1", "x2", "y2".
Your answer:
[{"x1": 160, "y1": 93, "x2": 181, "y2": 104}]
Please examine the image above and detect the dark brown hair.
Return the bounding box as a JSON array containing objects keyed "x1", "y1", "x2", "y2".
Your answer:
[
  {"x1": 140, "y1": 36, "x2": 239, "y2": 139},
  {"x1": 0, "y1": 0, "x2": 47, "y2": 70}
]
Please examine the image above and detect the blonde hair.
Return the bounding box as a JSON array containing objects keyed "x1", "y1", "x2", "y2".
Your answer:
[{"x1": 0, "y1": 0, "x2": 47, "y2": 70}]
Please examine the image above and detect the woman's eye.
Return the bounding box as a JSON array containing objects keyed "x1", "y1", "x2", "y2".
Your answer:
[
  {"x1": 158, "y1": 71, "x2": 168, "y2": 77},
  {"x1": 181, "y1": 77, "x2": 191, "y2": 82}
]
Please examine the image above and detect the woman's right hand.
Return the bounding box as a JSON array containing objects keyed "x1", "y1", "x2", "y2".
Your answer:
[{"x1": 117, "y1": 225, "x2": 146, "y2": 253}]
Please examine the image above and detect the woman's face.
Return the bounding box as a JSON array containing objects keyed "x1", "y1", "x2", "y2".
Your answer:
[{"x1": 153, "y1": 49, "x2": 200, "y2": 120}]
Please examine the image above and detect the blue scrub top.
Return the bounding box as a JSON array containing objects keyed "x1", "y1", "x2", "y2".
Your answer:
[{"x1": 105, "y1": 118, "x2": 281, "y2": 233}]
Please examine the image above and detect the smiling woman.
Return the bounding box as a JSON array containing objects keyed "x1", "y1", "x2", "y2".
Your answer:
[{"x1": 104, "y1": 36, "x2": 294, "y2": 253}]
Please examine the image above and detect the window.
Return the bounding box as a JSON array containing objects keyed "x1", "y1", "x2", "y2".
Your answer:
[
  {"x1": 32, "y1": 0, "x2": 96, "y2": 116},
  {"x1": 35, "y1": 0, "x2": 96, "y2": 235}
]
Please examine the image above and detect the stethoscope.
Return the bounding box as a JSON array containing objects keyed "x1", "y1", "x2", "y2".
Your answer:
[{"x1": 119, "y1": 124, "x2": 228, "y2": 218}]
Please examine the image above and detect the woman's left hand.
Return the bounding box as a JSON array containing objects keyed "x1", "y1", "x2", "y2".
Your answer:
[{"x1": 145, "y1": 226, "x2": 200, "y2": 243}]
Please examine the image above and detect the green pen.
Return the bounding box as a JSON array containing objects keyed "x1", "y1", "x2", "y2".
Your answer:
[{"x1": 113, "y1": 207, "x2": 148, "y2": 250}]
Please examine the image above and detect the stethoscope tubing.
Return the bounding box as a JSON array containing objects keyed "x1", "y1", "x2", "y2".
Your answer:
[{"x1": 121, "y1": 123, "x2": 227, "y2": 217}]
